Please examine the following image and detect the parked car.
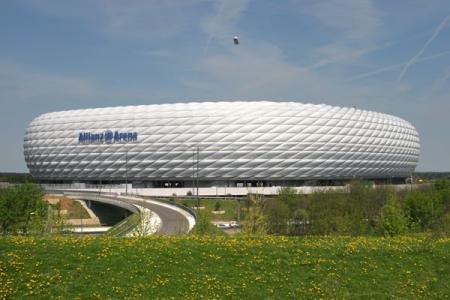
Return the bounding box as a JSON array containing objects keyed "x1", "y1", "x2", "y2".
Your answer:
[
  {"x1": 216, "y1": 223, "x2": 230, "y2": 229},
  {"x1": 229, "y1": 221, "x2": 240, "y2": 228}
]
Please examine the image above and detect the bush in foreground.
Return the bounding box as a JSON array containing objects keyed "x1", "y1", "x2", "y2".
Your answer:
[{"x1": 0, "y1": 183, "x2": 47, "y2": 235}]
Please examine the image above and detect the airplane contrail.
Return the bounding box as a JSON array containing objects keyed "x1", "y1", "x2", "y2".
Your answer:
[
  {"x1": 398, "y1": 15, "x2": 450, "y2": 81},
  {"x1": 349, "y1": 50, "x2": 450, "y2": 81}
]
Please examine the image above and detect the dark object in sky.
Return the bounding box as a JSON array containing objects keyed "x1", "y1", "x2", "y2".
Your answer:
[{"x1": 233, "y1": 36, "x2": 239, "y2": 45}]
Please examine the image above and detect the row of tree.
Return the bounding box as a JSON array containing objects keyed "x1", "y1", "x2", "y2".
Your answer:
[
  {"x1": 0, "y1": 172, "x2": 35, "y2": 183},
  {"x1": 241, "y1": 180, "x2": 450, "y2": 236}
]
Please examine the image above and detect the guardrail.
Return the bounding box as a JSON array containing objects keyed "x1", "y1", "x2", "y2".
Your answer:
[
  {"x1": 41, "y1": 183, "x2": 125, "y2": 190},
  {"x1": 45, "y1": 189, "x2": 197, "y2": 233},
  {"x1": 105, "y1": 214, "x2": 141, "y2": 236},
  {"x1": 59, "y1": 191, "x2": 141, "y2": 214},
  {"x1": 53, "y1": 191, "x2": 143, "y2": 236},
  {"x1": 138, "y1": 195, "x2": 198, "y2": 221},
  {"x1": 47, "y1": 190, "x2": 194, "y2": 235}
]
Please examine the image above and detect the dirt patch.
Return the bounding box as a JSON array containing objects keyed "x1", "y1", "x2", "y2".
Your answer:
[
  {"x1": 44, "y1": 195, "x2": 74, "y2": 211},
  {"x1": 44, "y1": 195, "x2": 99, "y2": 225}
]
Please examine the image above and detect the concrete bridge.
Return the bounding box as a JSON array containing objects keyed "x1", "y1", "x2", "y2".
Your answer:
[{"x1": 47, "y1": 190, "x2": 196, "y2": 235}]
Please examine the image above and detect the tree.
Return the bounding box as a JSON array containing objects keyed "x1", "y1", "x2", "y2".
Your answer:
[
  {"x1": 129, "y1": 210, "x2": 159, "y2": 236},
  {"x1": 434, "y1": 179, "x2": 450, "y2": 192},
  {"x1": 405, "y1": 190, "x2": 446, "y2": 230},
  {"x1": 44, "y1": 202, "x2": 66, "y2": 235},
  {"x1": 377, "y1": 191, "x2": 408, "y2": 236},
  {"x1": 214, "y1": 201, "x2": 221, "y2": 211},
  {"x1": 289, "y1": 208, "x2": 309, "y2": 235},
  {"x1": 263, "y1": 199, "x2": 289, "y2": 234},
  {"x1": 0, "y1": 183, "x2": 47, "y2": 235},
  {"x1": 276, "y1": 187, "x2": 300, "y2": 211},
  {"x1": 192, "y1": 213, "x2": 210, "y2": 235},
  {"x1": 434, "y1": 179, "x2": 449, "y2": 213},
  {"x1": 241, "y1": 194, "x2": 267, "y2": 235},
  {"x1": 191, "y1": 213, "x2": 223, "y2": 236},
  {"x1": 306, "y1": 191, "x2": 348, "y2": 235}
]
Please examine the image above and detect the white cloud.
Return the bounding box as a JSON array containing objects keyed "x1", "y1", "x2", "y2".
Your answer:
[
  {"x1": 196, "y1": 45, "x2": 306, "y2": 97},
  {"x1": 431, "y1": 67, "x2": 450, "y2": 91},
  {"x1": 305, "y1": 0, "x2": 382, "y2": 40},
  {"x1": 20, "y1": 0, "x2": 205, "y2": 41},
  {"x1": 302, "y1": 0, "x2": 383, "y2": 68},
  {"x1": 186, "y1": 0, "x2": 389, "y2": 102},
  {"x1": 0, "y1": 61, "x2": 173, "y2": 104},
  {"x1": 0, "y1": 62, "x2": 97, "y2": 102},
  {"x1": 310, "y1": 44, "x2": 376, "y2": 69},
  {"x1": 134, "y1": 49, "x2": 174, "y2": 58},
  {"x1": 201, "y1": 0, "x2": 249, "y2": 40},
  {"x1": 180, "y1": 0, "x2": 311, "y2": 98}
]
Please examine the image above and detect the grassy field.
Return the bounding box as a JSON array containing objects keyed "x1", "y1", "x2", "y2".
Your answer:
[
  {"x1": 175, "y1": 198, "x2": 242, "y2": 222},
  {"x1": 1, "y1": 235, "x2": 449, "y2": 299}
]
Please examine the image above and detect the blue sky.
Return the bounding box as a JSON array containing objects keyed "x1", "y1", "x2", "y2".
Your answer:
[{"x1": 1, "y1": 0, "x2": 449, "y2": 172}]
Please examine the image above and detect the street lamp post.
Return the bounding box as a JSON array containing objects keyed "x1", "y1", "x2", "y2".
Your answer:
[
  {"x1": 192, "y1": 149, "x2": 195, "y2": 199},
  {"x1": 80, "y1": 205, "x2": 83, "y2": 234},
  {"x1": 196, "y1": 146, "x2": 200, "y2": 208},
  {"x1": 26, "y1": 211, "x2": 35, "y2": 235},
  {"x1": 183, "y1": 144, "x2": 200, "y2": 208},
  {"x1": 125, "y1": 150, "x2": 128, "y2": 196}
]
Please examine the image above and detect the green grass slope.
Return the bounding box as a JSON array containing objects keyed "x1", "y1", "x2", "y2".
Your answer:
[{"x1": 0, "y1": 235, "x2": 449, "y2": 299}]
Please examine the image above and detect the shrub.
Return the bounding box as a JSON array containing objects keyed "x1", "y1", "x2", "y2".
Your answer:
[
  {"x1": 276, "y1": 187, "x2": 300, "y2": 211},
  {"x1": 248, "y1": 180, "x2": 449, "y2": 237},
  {"x1": 434, "y1": 179, "x2": 449, "y2": 211},
  {"x1": 405, "y1": 191, "x2": 445, "y2": 230},
  {"x1": 214, "y1": 201, "x2": 221, "y2": 211},
  {"x1": 288, "y1": 208, "x2": 309, "y2": 235},
  {"x1": 0, "y1": 183, "x2": 48, "y2": 235},
  {"x1": 263, "y1": 199, "x2": 289, "y2": 234},
  {"x1": 434, "y1": 179, "x2": 450, "y2": 191},
  {"x1": 377, "y1": 192, "x2": 408, "y2": 236},
  {"x1": 191, "y1": 213, "x2": 223, "y2": 236},
  {"x1": 191, "y1": 213, "x2": 210, "y2": 235},
  {"x1": 306, "y1": 191, "x2": 350, "y2": 235},
  {"x1": 241, "y1": 194, "x2": 267, "y2": 235}
]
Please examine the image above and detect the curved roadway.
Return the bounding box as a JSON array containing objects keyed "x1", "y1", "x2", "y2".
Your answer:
[
  {"x1": 124, "y1": 198, "x2": 190, "y2": 235},
  {"x1": 60, "y1": 192, "x2": 192, "y2": 235}
]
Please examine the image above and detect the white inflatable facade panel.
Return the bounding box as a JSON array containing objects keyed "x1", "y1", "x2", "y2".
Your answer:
[{"x1": 24, "y1": 101, "x2": 420, "y2": 182}]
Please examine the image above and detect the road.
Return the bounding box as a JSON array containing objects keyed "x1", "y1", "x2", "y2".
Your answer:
[
  {"x1": 62, "y1": 192, "x2": 192, "y2": 235},
  {"x1": 125, "y1": 198, "x2": 191, "y2": 235}
]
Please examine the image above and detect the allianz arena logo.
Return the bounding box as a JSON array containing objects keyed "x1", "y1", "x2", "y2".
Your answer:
[{"x1": 78, "y1": 130, "x2": 138, "y2": 144}]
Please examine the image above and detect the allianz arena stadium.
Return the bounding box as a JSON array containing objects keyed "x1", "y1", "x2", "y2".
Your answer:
[{"x1": 24, "y1": 101, "x2": 420, "y2": 187}]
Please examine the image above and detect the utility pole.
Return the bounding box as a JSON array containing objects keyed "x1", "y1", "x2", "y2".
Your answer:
[
  {"x1": 80, "y1": 204, "x2": 83, "y2": 235},
  {"x1": 183, "y1": 144, "x2": 200, "y2": 207},
  {"x1": 125, "y1": 150, "x2": 128, "y2": 196},
  {"x1": 236, "y1": 195, "x2": 240, "y2": 224},
  {"x1": 196, "y1": 146, "x2": 200, "y2": 208},
  {"x1": 192, "y1": 149, "x2": 195, "y2": 199}
]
